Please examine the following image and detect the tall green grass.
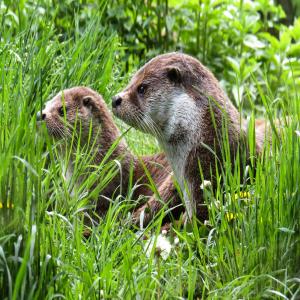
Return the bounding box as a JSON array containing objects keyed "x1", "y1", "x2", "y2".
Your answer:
[{"x1": 0, "y1": 4, "x2": 299, "y2": 300}]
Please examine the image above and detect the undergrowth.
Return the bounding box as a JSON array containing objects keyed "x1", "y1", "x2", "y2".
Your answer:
[{"x1": 0, "y1": 1, "x2": 299, "y2": 299}]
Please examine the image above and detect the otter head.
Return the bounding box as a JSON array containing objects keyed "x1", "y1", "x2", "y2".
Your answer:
[
  {"x1": 38, "y1": 86, "x2": 109, "y2": 142},
  {"x1": 112, "y1": 53, "x2": 222, "y2": 143}
]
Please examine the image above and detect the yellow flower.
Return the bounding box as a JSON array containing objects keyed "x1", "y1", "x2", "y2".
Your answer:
[
  {"x1": 234, "y1": 191, "x2": 251, "y2": 200},
  {"x1": 226, "y1": 212, "x2": 235, "y2": 221},
  {"x1": 0, "y1": 201, "x2": 14, "y2": 209},
  {"x1": 225, "y1": 212, "x2": 242, "y2": 221}
]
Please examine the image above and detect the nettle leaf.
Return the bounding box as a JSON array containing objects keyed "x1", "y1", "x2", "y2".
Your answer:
[
  {"x1": 242, "y1": 60, "x2": 261, "y2": 81},
  {"x1": 244, "y1": 34, "x2": 265, "y2": 49},
  {"x1": 245, "y1": 15, "x2": 261, "y2": 32},
  {"x1": 288, "y1": 43, "x2": 300, "y2": 57},
  {"x1": 290, "y1": 19, "x2": 300, "y2": 41},
  {"x1": 226, "y1": 57, "x2": 240, "y2": 74},
  {"x1": 261, "y1": 32, "x2": 280, "y2": 49},
  {"x1": 279, "y1": 31, "x2": 292, "y2": 51}
]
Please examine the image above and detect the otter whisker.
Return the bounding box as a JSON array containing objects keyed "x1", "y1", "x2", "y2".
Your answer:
[
  {"x1": 140, "y1": 112, "x2": 163, "y2": 140},
  {"x1": 134, "y1": 113, "x2": 148, "y2": 133},
  {"x1": 141, "y1": 112, "x2": 160, "y2": 134},
  {"x1": 56, "y1": 123, "x2": 71, "y2": 140},
  {"x1": 135, "y1": 112, "x2": 154, "y2": 138}
]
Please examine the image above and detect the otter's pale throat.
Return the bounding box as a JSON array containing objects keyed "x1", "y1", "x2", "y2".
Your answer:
[{"x1": 159, "y1": 92, "x2": 201, "y2": 218}]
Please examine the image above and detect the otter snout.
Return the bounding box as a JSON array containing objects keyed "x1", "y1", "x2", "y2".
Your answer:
[
  {"x1": 36, "y1": 111, "x2": 46, "y2": 121},
  {"x1": 112, "y1": 95, "x2": 122, "y2": 108}
]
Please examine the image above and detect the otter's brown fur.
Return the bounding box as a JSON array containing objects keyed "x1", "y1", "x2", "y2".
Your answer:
[
  {"x1": 40, "y1": 86, "x2": 180, "y2": 219},
  {"x1": 113, "y1": 52, "x2": 264, "y2": 225}
]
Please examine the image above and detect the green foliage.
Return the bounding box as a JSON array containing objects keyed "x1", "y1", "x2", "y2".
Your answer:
[
  {"x1": 104, "y1": 0, "x2": 300, "y2": 108},
  {"x1": 2, "y1": 0, "x2": 299, "y2": 108},
  {"x1": 0, "y1": 0, "x2": 299, "y2": 299}
]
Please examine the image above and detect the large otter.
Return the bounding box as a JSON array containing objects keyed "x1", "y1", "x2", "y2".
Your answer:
[
  {"x1": 38, "y1": 86, "x2": 181, "y2": 222},
  {"x1": 112, "y1": 52, "x2": 264, "y2": 225}
]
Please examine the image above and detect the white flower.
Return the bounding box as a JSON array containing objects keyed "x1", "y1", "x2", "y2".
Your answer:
[
  {"x1": 174, "y1": 237, "x2": 180, "y2": 246},
  {"x1": 200, "y1": 180, "x2": 212, "y2": 190},
  {"x1": 144, "y1": 234, "x2": 172, "y2": 260}
]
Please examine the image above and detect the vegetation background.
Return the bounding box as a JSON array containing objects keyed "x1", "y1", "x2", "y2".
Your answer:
[{"x1": 0, "y1": 0, "x2": 299, "y2": 299}]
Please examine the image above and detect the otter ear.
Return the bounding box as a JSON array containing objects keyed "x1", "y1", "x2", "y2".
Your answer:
[
  {"x1": 166, "y1": 66, "x2": 182, "y2": 84},
  {"x1": 82, "y1": 96, "x2": 94, "y2": 109}
]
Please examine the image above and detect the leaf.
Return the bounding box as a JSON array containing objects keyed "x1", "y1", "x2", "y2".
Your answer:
[
  {"x1": 13, "y1": 156, "x2": 38, "y2": 177},
  {"x1": 290, "y1": 19, "x2": 300, "y2": 41},
  {"x1": 278, "y1": 227, "x2": 295, "y2": 234},
  {"x1": 279, "y1": 31, "x2": 291, "y2": 51},
  {"x1": 260, "y1": 32, "x2": 279, "y2": 49},
  {"x1": 287, "y1": 43, "x2": 300, "y2": 57},
  {"x1": 226, "y1": 57, "x2": 240, "y2": 74},
  {"x1": 266, "y1": 289, "x2": 289, "y2": 300},
  {"x1": 244, "y1": 34, "x2": 265, "y2": 49},
  {"x1": 166, "y1": 15, "x2": 175, "y2": 31}
]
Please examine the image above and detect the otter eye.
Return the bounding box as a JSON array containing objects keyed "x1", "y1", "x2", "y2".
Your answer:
[
  {"x1": 83, "y1": 96, "x2": 93, "y2": 106},
  {"x1": 58, "y1": 106, "x2": 68, "y2": 116},
  {"x1": 137, "y1": 84, "x2": 146, "y2": 95}
]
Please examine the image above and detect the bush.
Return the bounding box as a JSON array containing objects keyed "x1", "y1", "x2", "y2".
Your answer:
[
  {"x1": 2, "y1": 0, "x2": 299, "y2": 109},
  {"x1": 104, "y1": 0, "x2": 300, "y2": 109}
]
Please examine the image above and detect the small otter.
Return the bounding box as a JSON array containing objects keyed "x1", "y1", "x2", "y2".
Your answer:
[
  {"x1": 38, "y1": 86, "x2": 180, "y2": 221},
  {"x1": 112, "y1": 52, "x2": 264, "y2": 225}
]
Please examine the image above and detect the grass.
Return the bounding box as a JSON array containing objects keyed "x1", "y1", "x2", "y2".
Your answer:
[{"x1": 0, "y1": 4, "x2": 300, "y2": 300}]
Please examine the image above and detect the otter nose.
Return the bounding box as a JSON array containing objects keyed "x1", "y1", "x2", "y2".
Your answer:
[
  {"x1": 36, "y1": 111, "x2": 46, "y2": 121},
  {"x1": 112, "y1": 95, "x2": 122, "y2": 108}
]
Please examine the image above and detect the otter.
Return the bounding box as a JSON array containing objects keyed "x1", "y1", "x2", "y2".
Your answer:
[
  {"x1": 112, "y1": 52, "x2": 264, "y2": 225},
  {"x1": 37, "y1": 86, "x2": 181, "y2": 223}
]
